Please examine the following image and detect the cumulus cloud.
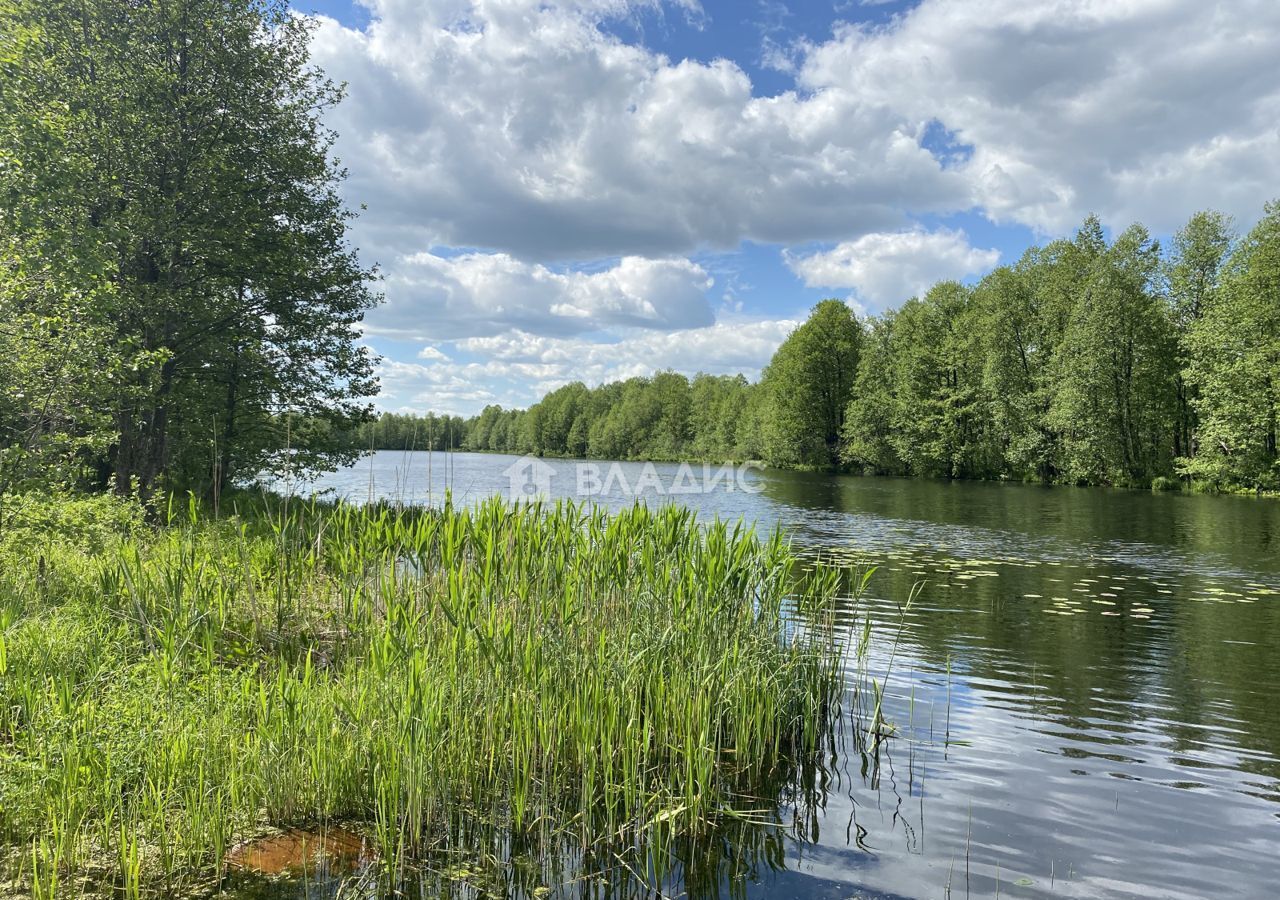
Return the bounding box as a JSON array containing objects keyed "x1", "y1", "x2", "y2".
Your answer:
[
  {"x1": 457, "y1": 317, "x2": 795, "y2": 378},
  {"x1": 308, "y1": 0, "x2": 968, "y2": 263},
  {"x1": 799, "y1": 0, "x2": 1280, "y2": 234},
  {"x1": 377, "y1": 358, "x2": 500, "y2": 408},
  {"x1": 785, "y1": 228, "x2": 1000, "y2": 306},
  {"x1": 417, "y1": 345, "x2": 450, "y2": 361},
  {"x1": 369, "y1": 252, "x2": 714, "y2": 341},
  {"x1": 310, "y1": 0, "x2": 1280, "y2": 262}
]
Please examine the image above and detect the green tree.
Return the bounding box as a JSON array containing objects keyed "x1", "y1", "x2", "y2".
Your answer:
[
  {"x1": 761, "y1": 300, "x2": 863, "y2": 468},
  {"x1": 411, "y1": 204, "x2": 1280, "y2": 493},
  {"x1": 689, "y1": 374, "x2": 750, "y2": 461},
  {"x1": 646, "y1": 371, "x2": 692, "y2": 459},
  {"x1": 527, "y1": 383, "x2": 587, "y2": 455},
  {"x1": 1182, "y1": 202, "x2": 1280, "y2": 490},
  {"x1": 587, "y1": 377, "x2": 674, "y2": 460},
  {"x1": 973, "y1": 259, "x2": 1058, "y2": 481},
  {"x1": 732, "y1": 384, "x2": 767, "y2": 462},
  {"x1": 843, "y1": 284, "x2": 995, "y2": 479},
  {"x1": 1168, "y1": 211, "x2": 1234, "y2": 463},
  {"x1": 1014, "y1": 219, "x2": 1112, "y2": 481},
  {"x1": 0, "y1": 0, "x2": 378, "y2": 498},
  {"x1": 898, "y1": 284, "x2": 989, "y2": 477},
  {"x1": 0, "y1": 5, "x2": 144, "y2": 500},
  {"x1": 565, "y1": 413, "x2": 590, "y2": 457},
  {"x1": 842, "y1": 316, "x2": 903, "y2": 474},
  {"x1": 1049, "y1": 224, "x2": 1176, "y2": 485},
  {"x1": 464, "y1": 406, "x2": 504, "y2": 452}
]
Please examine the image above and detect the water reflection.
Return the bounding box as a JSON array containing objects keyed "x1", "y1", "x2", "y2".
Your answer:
[
  {"x1": 224, "y1": 777, "x2": 835, "y2": 900},
  {"x1": 244, "y1": 452, "x2": 1280, "y2": 899}
]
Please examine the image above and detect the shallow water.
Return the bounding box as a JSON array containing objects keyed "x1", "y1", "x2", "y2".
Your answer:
[
  {"x1": 240, "y1": 452, "x2": 1280, "y2": 898},
  {"x1": 225, "y1": 827, "x2": 373, "y2": 877}
]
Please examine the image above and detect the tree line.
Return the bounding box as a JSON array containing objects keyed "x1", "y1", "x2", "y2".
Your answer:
[
  {"x1": 379, "y1": 203, "x2": 1278, "y2": 493},
  {"x1": 840, "y1": 208, "x2": 1278, "y2": 491},
  {"x1": 360, "y1": 373, "x2": 761, "y2": 462},
  {"x1": 356, "y1": 413, "x2": 469, "y2": 452},
  {"x1": 0, "y1": 0, "x2": 377, "y2": 508}
]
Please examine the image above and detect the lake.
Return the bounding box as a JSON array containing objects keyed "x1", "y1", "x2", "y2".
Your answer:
[{"x1": 262, "y1": 450, "x2": 1280, "y2": 899}]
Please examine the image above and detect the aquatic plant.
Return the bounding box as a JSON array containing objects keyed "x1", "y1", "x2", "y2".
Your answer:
[{"x1": 0, "y1": 495, "x2": 850, "y2": 896}]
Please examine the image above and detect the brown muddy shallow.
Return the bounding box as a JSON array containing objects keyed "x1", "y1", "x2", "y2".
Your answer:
[{"x1": 225, "y1": 827, "x2": 374, "y2": 878}]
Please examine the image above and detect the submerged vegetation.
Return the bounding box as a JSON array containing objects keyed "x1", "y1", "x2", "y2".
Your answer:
[{"x1": 0, "y1": 495, "x2": 849, "y2": 897}]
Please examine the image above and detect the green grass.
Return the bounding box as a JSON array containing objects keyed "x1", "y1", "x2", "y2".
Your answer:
[{"x1": 0, "y1": 493, "x2": 853, "y2": 897}]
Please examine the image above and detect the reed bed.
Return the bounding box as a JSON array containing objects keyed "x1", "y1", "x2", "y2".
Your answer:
[{"x1": 0, "y1": 495, "x2": 852, "y2": 897}]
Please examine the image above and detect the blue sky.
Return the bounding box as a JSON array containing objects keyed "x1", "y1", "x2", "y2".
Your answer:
[{"x1": 292, "y1": 0, "x2": 1280, "y2": 415}]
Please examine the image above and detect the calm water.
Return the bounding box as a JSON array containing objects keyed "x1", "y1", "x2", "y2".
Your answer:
[{"x1": 246, "y1": 451, "x2": 1280, "y2": 899}]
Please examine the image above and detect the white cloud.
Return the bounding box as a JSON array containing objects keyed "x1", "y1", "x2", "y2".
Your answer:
[
  {"x1": 308, "y1": 0, "x2": 968, "y2": 263},
  {"x1": 799, "y1": 0, "x2": 1280, "y2": 234},
  {"x1": 458, "y1": 317, "x2": 795, "y2": 379},
  {"x1": 369, "y1": 252, "x2": 714, "y2": 341},
  {"x1": 373, "y1": 358, "x2": 500, "y2": 414},
  {"x1": 311, "y1": 0, "x2": 1280, "y2": 262},
  {"x1": 307, "y1": 0, "x2": 1280, "y2": 412},
  {"x1": 417, "y1": 345, "x2": 450, "y2": 361},
  {"x1": 785, "y1": 227, "x2": 1000, "y2": 306}
]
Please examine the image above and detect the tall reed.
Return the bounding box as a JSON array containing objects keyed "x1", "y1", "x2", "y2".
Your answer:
[{"x1": 0, "y1": 495, "x2": 853, "y2": 896}]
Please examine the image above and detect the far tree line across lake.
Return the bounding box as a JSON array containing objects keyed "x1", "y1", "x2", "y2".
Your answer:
[{"x1": 357, "y1": 205, "x2": 1280, "y2": 495}]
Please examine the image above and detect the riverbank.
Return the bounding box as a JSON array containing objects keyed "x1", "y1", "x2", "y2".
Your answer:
[{"x1": 0, "y1": 493, "x2": 848, "y2": 897}]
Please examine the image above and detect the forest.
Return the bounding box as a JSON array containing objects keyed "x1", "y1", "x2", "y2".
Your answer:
[{"x1": 378, "y1": 207, "x2": 1280, "y2": 493}]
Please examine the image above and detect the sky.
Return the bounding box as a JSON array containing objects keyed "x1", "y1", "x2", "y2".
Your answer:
[{"x1": 292, "y1": 0, "x2": 1280, "y2": 416}]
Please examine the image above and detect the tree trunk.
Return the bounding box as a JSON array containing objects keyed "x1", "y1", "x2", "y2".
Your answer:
[
  {"x1": 216, "y1": 343, "x2": 241, "y2": 501},
  {"x1": 113, "y1": 355, "x2": 176, "y2": 499}
]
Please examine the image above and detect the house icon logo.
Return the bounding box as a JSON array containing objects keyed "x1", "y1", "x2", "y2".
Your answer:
[{"x1": 502, "y1": 455, "x2": 557, "y2": 500}]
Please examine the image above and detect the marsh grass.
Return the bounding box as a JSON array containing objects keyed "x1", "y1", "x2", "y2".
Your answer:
[{"x1": 0, "y1": 494, "x2": 854, "y2": 897}]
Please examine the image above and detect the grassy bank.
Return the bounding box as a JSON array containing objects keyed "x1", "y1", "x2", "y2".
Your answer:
[{"x1": 0, "y1": 494, "x2": 850, "y2": 897}]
